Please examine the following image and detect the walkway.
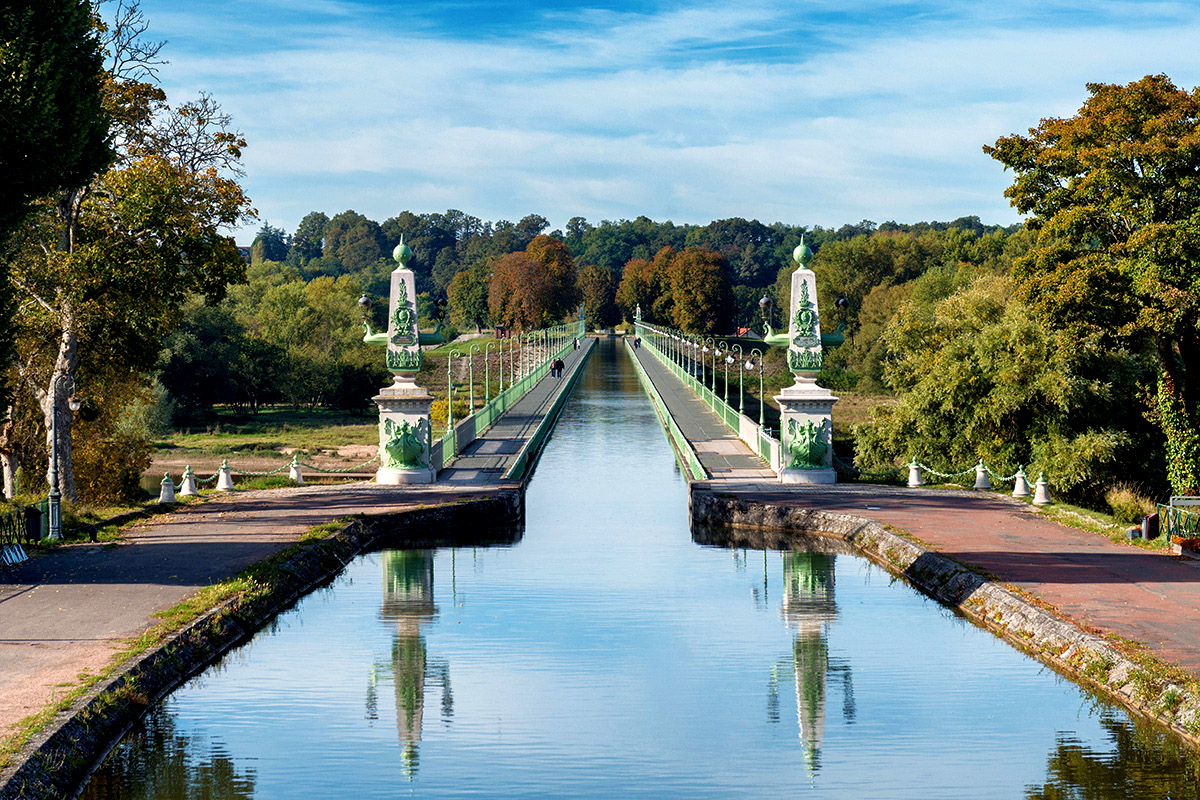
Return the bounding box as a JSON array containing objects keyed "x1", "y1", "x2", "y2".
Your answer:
[
  {"x1": 440, "y1": 338, "x2": 594, "y2": 484},
  {"x1": 629, "y1": 343, "x2": 774, "y2": 480},
  {"x1": 629, "y1": 339, "x2": 1200, "y2": 679}
]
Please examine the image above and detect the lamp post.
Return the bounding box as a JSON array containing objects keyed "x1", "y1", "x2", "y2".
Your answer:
[
  {"x1": 46, "y1": 375, "x2": 81, "y2": 542},
  {"x1": 447, "y1": 349, "x2": 461, "y2": 433},
  {"x1": 468, "y1": 343, "x2": 480, "y2": 412},
  {"x1": 730, "y1": 343, "x2": 743, "y2": 411},
  {"x1": 759, "y1": 294, "x2": 773, "y2": 335},
  {"x1": 747, "y1": 349, "x2": 764, "y2": 427},
  {"x1": 709, "y1": 340, "x2": 720, "y2": 392},
  {"x1": 701, "y1": 342, "x2": 710, "y2": 387},
  {"x1": 722, "y1": 344, "x2": 733, "y2": 403},
  {"x1": 485, "y1": 341, "x2": 496, "y2": 403}
]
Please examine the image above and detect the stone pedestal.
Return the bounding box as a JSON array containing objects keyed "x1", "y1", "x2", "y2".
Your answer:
[
  {"x1": 777, "y1": 378, "x2": 837, "y2": 484},
  {"x1": 375, "y1": 375, "x2": 435, "y2": 485}
]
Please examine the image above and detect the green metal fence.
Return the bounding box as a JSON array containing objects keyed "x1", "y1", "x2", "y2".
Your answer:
[
  {"x1": 625, "y1": 338, "x2": 707, "y2": 481},
  {"x1": 634, "y1": 321, "x2": 781, "y2": 472}
]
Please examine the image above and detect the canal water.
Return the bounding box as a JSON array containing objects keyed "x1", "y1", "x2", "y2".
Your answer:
[{"x1": 82, "y1": 339, "x2": 1199, "y2": 799}]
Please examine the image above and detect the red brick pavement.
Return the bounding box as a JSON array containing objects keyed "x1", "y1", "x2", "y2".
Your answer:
[{"x1": 726, "y1": 483, "x2": 1200, "y2": 676}]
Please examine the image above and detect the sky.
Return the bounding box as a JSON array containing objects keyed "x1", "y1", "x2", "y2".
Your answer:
[{"x1": 139, "y1": 0, "x2": 1200, "y2": 242}]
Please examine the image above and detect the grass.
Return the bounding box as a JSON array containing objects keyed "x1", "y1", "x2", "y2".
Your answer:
[{"x1": 0, "y1": 514, "x2": 362, "y2": 773}]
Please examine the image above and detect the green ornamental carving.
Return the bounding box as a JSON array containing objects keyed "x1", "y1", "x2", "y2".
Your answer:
[
  {"x1": 787, "y1": 418, "x2": 828, "y2": 470},
  {"x1": 789, "y1": 348, "x2": 823, "y2": 372},
  {"x1": 792, "y1": 281, "x2": 818, "y2": 340},
  {"x1": 387, "y1": 348, "x2": 421, "y2": 372},
  {"x1": 391, "y1": 301, "x2": 417, "y2": 346},
  {"x1": 380, "y1": 418, "x2": 426, "y2": 469}
]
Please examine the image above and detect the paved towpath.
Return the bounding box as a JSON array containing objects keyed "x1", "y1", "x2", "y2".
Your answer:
[
  {"x1": 630, "y1": 339, "x2": 1200, "y2": 679},
  {"x1": 440, "y1": 338, "x2": 594, "y2": 484},
  {"x1": 629, "y1": 343, "x2": 774, "y2": 480},
  {"x1": 0, "y1": 483, "x2": 500, "y2": 739}
]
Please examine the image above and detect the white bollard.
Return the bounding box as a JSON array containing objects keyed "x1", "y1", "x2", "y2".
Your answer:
[
  {"x1": 907, "y1": 459, "x2": 923, "y2": 488},
  {"x1": 179, "y1": 466, "x2": 198, "y2": 497},
  {"x1": 973, "y1": 460, "x2": 991, "y2": 490},
  {"x1": 1033, "y1": 473, "x2": 1052, "y2": 506},
  {"x1": 1012, "y1": 467, "x2": 1030, "y2": 498},
  {"x1": 158, "y1": 472, "x2": 177, "y2": 504},
  {"x1": 216, "y1": 459, "x2": 235, "y2": 491},
  {"x1": 289, "y1": 455, "x2": 305, "y2": 484}
]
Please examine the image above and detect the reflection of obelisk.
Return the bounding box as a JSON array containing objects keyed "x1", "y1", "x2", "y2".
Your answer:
[
  {"x1": 377, "y1": 550, "x2": 452, "y2": 780},
  {"x1": 781, "y1": 551, "x2": 837, "y2": 774}
]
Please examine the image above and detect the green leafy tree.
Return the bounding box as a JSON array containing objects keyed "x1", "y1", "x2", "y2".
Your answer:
[
  {"x1": 448, "y1": 266, "x2": 489, "y2": 331},
  {"x1": 986, "y1": 74, "x2": 1200, "y2": 493},
  {"x1": 488, "y1": 234, "x2": 575, "y2": 330},
  {"x1": 250, "y1": 223, "x2": 289, "y2": 263},
  {"x1": 576, "y1": 263, "x2": 620, "y2": 328},
  {"x1": 287, "y1": 211, "x2": 328, "y2": 266},
  {"x1": 2, "y1": 6, "x2": 252, "y2": 501},
  {"x1": 855, "y1": 275, "x2": 1159, "y2": 501}
]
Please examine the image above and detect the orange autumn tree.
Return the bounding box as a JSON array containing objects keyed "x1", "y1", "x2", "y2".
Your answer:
[{"x1": 488, "y1": 234, "x2": 575, "y2": 330}]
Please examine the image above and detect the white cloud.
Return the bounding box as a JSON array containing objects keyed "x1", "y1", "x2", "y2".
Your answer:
[{"x1": 145, "y1": 0, "x2": 1200, "y2": 237}]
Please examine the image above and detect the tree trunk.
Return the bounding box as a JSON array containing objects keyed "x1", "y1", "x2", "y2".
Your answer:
[
  {"x1": 38, "y1": 299, "x2": 79, "y2": 502},
  {"x1": 0, "y1": 414, "x2": 16, "y2": 499}
]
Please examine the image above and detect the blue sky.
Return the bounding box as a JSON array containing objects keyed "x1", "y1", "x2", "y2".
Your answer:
[{"x1": 141, "y1": 0, "x2": 1200, "y2": 241}]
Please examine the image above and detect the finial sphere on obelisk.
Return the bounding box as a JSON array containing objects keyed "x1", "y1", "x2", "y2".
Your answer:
[
  {"x1": 394, "y1": 235, "x2": 413, "y2": 266},
  {"x1": 793, "y1": 235, "x2": 813, "y2": 266}
]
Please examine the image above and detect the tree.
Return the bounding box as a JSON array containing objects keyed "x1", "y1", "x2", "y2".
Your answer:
[
  {"x1": 488, "y1": 235, "x2": 575, "y2": 330},
  {"x1": 667, "y1": 247, "x2": 733, "y2": 334},
  {"x1": 2, "y1": 4, "x2": 252, "y2": 500},
  {"x1": 986, "y1": 74, "x2": 1200, "y2": 493},
  {"x1": 0, "y1": 0, "x2": 112, "y2": 447},
  {"x1": 855, "y1": 276, "x2": 1158, "y2": 501},
  {"x1": 0, "y1": 0, "x2": 111, "y2": 236},
  {"x1": 250, "y1": 223, "x2": 289, "y2": 263},
  {"x1": 448, "y1": 267, "x2": 489, "y2": 331},
  {"x1": 576, "y1": 264, "x2": 619, "y2": 328},
  {"x1": 287, "y1": 211, "x2": 328, "y2": 266}
]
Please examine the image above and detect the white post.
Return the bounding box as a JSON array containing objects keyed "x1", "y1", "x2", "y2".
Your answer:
[
  {"x1": 289, "y1": 455, "x2": 305, "y2": 484},
  {"x1": 179, "y1": 466, "x2": 198, "y2": 496},
  {"x1": 1033, "y1": 473, "x2": 1052, "y2": 506},
  {"x1": 973, "y1": 460, "x2": 991, "y2": 490},
  {"x1": 907, "y1": 459, "x2": 923, "y2": 488},
  {"x1": 158, "y1": 473, "x2": 177, "y2": 504},
  {"x1": 1012, "y1": 468, "x2": 1030, "y2": 498},
  {"x1": 216, "y1": 459, "x2": 235, "y2": 491}
]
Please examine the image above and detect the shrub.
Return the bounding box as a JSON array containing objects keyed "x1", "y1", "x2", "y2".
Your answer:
[{"x1": 1105, "y1": 484, "x2": 1157, "y2": 524}]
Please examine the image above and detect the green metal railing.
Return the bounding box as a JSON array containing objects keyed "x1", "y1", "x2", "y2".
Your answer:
[
  {"x1": 634, "y1": 321, "x2": 781, "y2": 472},
  {"x1": 432, "y1": 318, "x2": 587, "y2": 471},
  {"x1": 626, "y1": 338, "x2": 707, "y2": 481},
  {"x1": 1159, "y1": 502, "x2": 1200, "y2": 541}
]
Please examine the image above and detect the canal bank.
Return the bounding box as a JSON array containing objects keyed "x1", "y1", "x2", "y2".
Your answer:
[
  {"x1": 624, "y1": 334, "x2": 1200, "y2": 750},
  {"x1": 690, "y1": 487, "x2": 1200, "y2": 749}
]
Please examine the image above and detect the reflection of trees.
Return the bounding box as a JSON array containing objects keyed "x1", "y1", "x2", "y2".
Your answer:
[
  {"x1": 1026, "y1": 711, "x2": 1200, "y2": 799},
  {"x1": 78, "y1": 705, "x2": 256, "y2": 799},
  {"x1": 370, "y1": 550, "x2": 452, "y2": 780},
  {"x1": 774, "y1": 551, "x2": 855, "y2": 776}
]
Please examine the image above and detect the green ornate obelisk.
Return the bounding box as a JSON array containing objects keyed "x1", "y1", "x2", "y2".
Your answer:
[
  {"x1": 775, "y1": 237, "x2": 837, "y2": 484},
  {"x1": 367, "y1": 238, "x2": 436, "y2": 483}
]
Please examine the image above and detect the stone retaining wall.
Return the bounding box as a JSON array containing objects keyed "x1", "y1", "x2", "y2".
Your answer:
[
  {"x1": 690, "y1": 488, "x2": 1200, "y2": 748},
  {"x1": 0, "y1": 491, "x2": 522, "y2": 800}
]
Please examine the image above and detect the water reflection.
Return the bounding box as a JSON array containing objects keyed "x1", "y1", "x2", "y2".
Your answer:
[
  {"x1": 370, "y1": 550, "x2": 452, "y2": 779},
  {"x1": 771, "y1": 551, "x2": 855, "y2": 775},
  {"x1": 1026, "y1": 711, "x2": 1200, "y2": 799},
  {"x1": 79, "y1": 708, "x2": 256, "y2": 800}
]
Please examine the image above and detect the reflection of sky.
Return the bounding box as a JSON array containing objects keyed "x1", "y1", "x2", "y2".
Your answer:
[{"x1": 87, "y1": 341, "x2": 1197, "y2": 798}]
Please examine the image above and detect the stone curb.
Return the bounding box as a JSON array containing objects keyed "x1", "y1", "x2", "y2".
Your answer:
[
  {"x1": 689, "y1": 489, "x2": 1200, "y2": 749},
  {"x1": 0, "y1": 492, "x2": 522, "y2": 800}
]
